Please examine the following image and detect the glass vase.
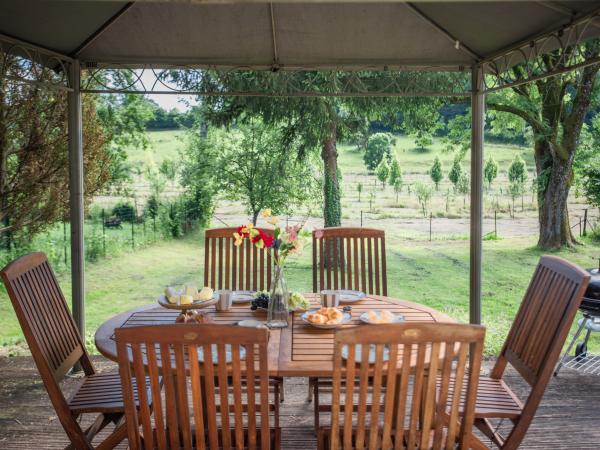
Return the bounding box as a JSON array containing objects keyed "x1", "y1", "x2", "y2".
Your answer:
[{"x1": 268, "y1": 265, "x2": 289, "y2": 328}]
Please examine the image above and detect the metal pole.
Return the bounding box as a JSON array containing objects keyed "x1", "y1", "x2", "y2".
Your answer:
[
  {"x1": 68, "y1": 60, "x2": 85, "y2": 337},
  {"x1": 469, "y1": 66, "x2": 484, "y2": 326},
  {"x1": 429, "y1": 213, "x2": 432, "y2": 241}
]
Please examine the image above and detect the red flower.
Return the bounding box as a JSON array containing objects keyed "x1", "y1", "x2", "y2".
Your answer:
[{"x1": 261, "y1": 231, "x2": 275, "y2": 248}]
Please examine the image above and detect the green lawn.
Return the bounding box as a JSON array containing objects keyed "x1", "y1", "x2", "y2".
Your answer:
[
  {"x1": 2, "y1": 228, "x2": 599, "y2": 356},
  {"x1": 126, "y1": 129, "x2": 186, "y2": 167}
]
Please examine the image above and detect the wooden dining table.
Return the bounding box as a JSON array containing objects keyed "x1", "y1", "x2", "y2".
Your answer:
[{"x1": 95, "y1": 293, "x2": 455, "y2": 377}]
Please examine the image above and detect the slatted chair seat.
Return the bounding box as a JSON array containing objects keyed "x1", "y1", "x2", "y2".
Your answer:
[
  {"x1": 0, "y1": 252, "x2": 132, "y2": 450},
  {"x1": 68, "y1": 373, "x2": 155, "y2": 414}
]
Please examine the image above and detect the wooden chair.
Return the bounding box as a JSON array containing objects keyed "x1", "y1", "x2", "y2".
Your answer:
[
  {"x1": 470, "y1": 255, "x2": 590, "y2": 450},
  {"x1": 311, "y1": 227, "x2": 387, "y2": 407},
  {"x1": 116, "y1": 323, "x2": 281, "y2": 450},
  {"x1": 204, "y1": 227, "x2": 285, "y2": 401},
  {"x1": 0, "y1": 252, "x2": 132, "y2": 450},
  {"x1": 313, "y1": 227, "x2": 387, "y2": 296},
  {"x1": 317, "y1": 323, "x2": 485, "y2": 450},
  {"x1": 204, "y1": 227, "x2": 277, "y2": 292}
]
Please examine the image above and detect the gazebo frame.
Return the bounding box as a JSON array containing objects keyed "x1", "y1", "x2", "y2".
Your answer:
[{"x1": 1, "y1": 3, "x2": 600, "y2": 338}]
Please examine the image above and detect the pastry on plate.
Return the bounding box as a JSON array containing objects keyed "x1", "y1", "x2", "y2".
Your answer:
[
  {"x1": 379, "y1": 310, "x2": 395, "y2": 323},
  {"x1": 307, "y1": 313, "x2": 327, "y2": 324}
]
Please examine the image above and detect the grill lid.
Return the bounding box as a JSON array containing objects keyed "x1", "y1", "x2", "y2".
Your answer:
[{"x1": 584, "y1": 268, "x2": 600, "y2": 301}]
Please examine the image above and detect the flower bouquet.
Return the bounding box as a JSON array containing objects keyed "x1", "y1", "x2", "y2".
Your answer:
[{"x1": 234, "y1": 209, "x2": 305, "y2": 327}]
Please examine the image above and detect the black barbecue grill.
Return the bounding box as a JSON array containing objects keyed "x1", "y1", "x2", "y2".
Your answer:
[{"x1": 555, "y1": 264, "x2": 600, "y2": 376}]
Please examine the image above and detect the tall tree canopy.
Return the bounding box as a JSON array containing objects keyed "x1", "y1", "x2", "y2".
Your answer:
[
  {"x1": 0, "y1": 59, "x2": 116, "y2": 243},
  {"x1": 174, "y1": 71, "x2": 444, "y2": 228},
  {"x1": 487, "y1": 40, "x2": 600, "y2": 248}
]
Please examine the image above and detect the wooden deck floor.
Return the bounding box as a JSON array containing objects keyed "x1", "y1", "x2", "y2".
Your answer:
[{"x1": 0, "y1": 356, "x2": 599, "y2": 449}]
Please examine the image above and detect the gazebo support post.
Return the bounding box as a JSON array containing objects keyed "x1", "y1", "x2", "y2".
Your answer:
[
  {"x1": 68, "y1": 60, "x2": 85, "y2": 338},
  {"x1": 470, "y1": 65, "x2": 484, "y2": 325}
]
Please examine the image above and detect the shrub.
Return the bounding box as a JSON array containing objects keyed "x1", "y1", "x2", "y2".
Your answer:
[
  {"x1": 364, "y1": 133, "x2": 394, "y2": 171},
  {"x1": 112, "y1": 202, "x2": 136, "y2": 222}
]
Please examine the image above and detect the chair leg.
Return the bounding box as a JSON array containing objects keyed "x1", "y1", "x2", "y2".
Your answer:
[
  {"x1": 317, "y1": 428, "x2": 326, "y2": 450},
  {"x1": 313, "y1": 378, "x2": 320, "y2": 432},
  {"x1": 95, "y1": 422, "x2": 128, "y2": 450},
  {"x1": 307, "y1": 377, "x2": 315, "y2": 402},
  {"x1": 474, "y1": 418, "x2": 506, "y2": 449}
]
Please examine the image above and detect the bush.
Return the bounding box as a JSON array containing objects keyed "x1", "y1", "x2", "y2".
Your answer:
[
  {"x1": 364, "y1": 133, "x2": 394, "y2": 171},
  {"x1": 112, "y1": 202, "x2": 136, "y2": 223}
]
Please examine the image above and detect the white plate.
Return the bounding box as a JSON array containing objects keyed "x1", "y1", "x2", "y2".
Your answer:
[
  {"x1": 231, "y1": 290, "x2": 256, "y2": 304},
  {"x1": 197, "y1": 344, "x2": 246, "y2": 363},
  {"x1": 301, "y1": 310, "x2": 352, "y2": 329},
  {"x1": 238, "y1": 319, "x2": 268, "y2": 329},
  {"x1": 342, "y1": 344, "x2": 390, "y2": 364},
  {"x1": 359, "y1": 311, "x2": 404, "y2": 325},
  {"x1": 338, "y1": 290, "x2": 367, "y2": 303}
]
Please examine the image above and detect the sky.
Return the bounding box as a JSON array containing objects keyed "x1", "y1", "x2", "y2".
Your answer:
[{"x1": 140, "y1": 70, "x2": 196, "y2": 112}]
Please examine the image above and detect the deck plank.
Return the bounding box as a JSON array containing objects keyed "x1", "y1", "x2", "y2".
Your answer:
[{"x1": 0, "y1": 356, "x2": 599, "y2": 449}]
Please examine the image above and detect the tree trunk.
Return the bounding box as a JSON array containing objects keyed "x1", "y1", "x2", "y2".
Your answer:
[
  {"x1": 251, "y1": 209, "x2": 260, "y2": 226},
  {"x1": 322, "y1": 121, "x2": 341, "y2": 228},
  {"x1": 535, "y1": 140, "x2": 576, "y2": 248}
]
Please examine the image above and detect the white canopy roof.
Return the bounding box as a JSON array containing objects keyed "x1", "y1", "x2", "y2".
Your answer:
[{"x1": 1, "y1": 1, "x2": 599, "y2": 71}]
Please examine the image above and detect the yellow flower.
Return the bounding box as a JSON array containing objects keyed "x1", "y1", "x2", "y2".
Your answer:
[
  {"x1": 240, "y1": 223, "x2": 254, "y2": 235},
  {"x1": 262, "y1": 209, "x2": 272, "y2": 218},
  {"x1": 254, "y1": 238, "x2": 265, "y2": 249},
  {"x1": 267, "y1": 216, "x2": 279, "y2": 225},
  {"x1": 233, "y1": 232, "x2": 243, "y2": 246}
]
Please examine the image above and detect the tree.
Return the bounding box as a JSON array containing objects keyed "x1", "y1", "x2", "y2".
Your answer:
[
  {"x1": 457, "y1": 173, "x2": 470, "y2": 207},
  {"x1": 376, "y1": 158, "x2": 390, "y2": 189},
  {"x1": 215, "y1": 121, "x2": 320, "y2": 225},
  {"x1": 357, "y1": 182, "x2": 363, "y2": 202},
  {"x1": 581, "y1": 163, "x2": 600, "y2": 209},
  {"x1": 430, "y1": 156, "x2": 443, "y2": 190},
  {"x1": 180, "y1": 128, "x2": 219, "y2": 227},
  {"x1": 413, "y1": 129, "x2": 433, "y2": 151},
  {"x1": 414, "y1": 182, "x2": 433, "y2": 217},
  {"x1": 393, "y1": 178, "x2": 402, "y2": 204},
  {"x1": 172, "y1": 70, "x2": 445, "y2": 228},
  {"x1": 508, "y1": 154, "x2": 527, "y2": 210},
  {"x1": 364, "y1": 132, "x2": 394, "y2": 171},
  {"x1": 448, "y1": 156, "x2": 463, "y2": 190},
  {"x1": 0, "y1": 63, "x2": 115, "y2": 244},
  {"x1": 388, "y1": 158, "x2": 402, "y2": 186},
  {"x1": 484, "y1": 156, "x2": 498, "y2": 189},
  {"x1": 486, "y1": 40, "x2": 600, "y2": 247}
]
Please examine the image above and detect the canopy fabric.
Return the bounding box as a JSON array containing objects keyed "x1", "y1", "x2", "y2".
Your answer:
[{"x1": 1, "y1": 1, "x2": 599, "y2": 71}]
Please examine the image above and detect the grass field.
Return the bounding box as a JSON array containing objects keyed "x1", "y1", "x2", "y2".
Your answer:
[{"x1": 1, "y1": 129, "x2": 599, "y2": 357}]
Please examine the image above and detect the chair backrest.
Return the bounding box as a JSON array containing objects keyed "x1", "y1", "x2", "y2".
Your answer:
[
  {"x1": 0, "y1": 252, "x2": 94, "y2": 446},
  {"x1": 204, "y1": 227, "x2": 277, "y2": 292},
  {"x1": 312, "y1": 227, "x2": 387, "y2": 295},
  {"x1": 330, "y1": 323, "x2": 485, "y2": 450},
  {"x1": 116, "y1": 324, "x2": 273, "y2": 450},
  {"x1": 492, "y1": 255, "x2": 590, "y2": 386}
]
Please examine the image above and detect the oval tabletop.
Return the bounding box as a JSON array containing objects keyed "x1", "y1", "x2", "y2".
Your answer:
[{"x1": 95, "y1": 293, "x2": 455, "y2": 377}]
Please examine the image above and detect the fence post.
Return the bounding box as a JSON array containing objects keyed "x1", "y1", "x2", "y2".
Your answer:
[
  {"x1": 101, "y1": 209, "x2": 106, "y2": 257},
  {"x1": 429, "y1": 212, "x2": 432, "y2": 241},
  {"x1": 583, "y1": 209, "x2": 588, "y2": 236},
  {"x1": 579, "y1": 217, "x2": 582, "y2": 237},
  {"x1": 63, "y1": 221, "x2": 68, "y2": 267},
  {"x1": 360, "y1": 210, "x2": 363, "y2": 227},
  {"x1": 494, "y1": 210, "x2": 497, "y2": 239},
  {"x1": 131, "y1": 211, "x2": 135, "y2": 250}
]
